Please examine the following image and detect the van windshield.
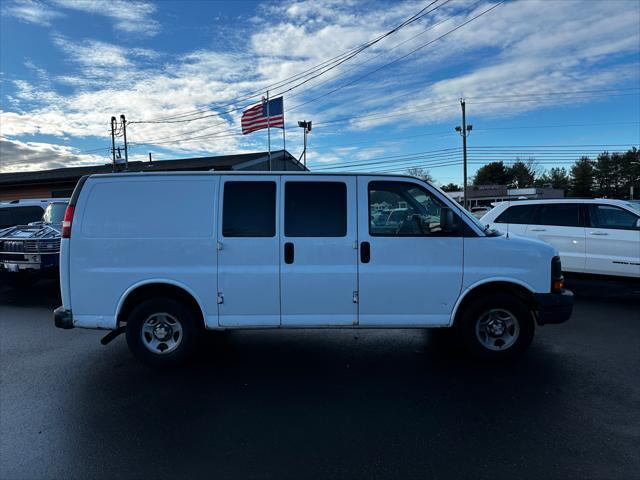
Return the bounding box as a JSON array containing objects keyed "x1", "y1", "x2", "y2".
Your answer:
[{"x1": 429, "y1": 183, "x2": 493, "y2": 234}]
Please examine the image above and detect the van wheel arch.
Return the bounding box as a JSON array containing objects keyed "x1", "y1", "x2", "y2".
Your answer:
[
  {"x1": 117, "y1": 283, "x2": 205, "y2": 330},
  {"x1": 454, "y1": 281, "x2": 536, "y2": 327}
]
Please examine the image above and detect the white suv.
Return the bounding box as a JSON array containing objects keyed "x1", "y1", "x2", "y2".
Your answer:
[{"x1": 481, "y1": 199, "x2": 640, "y2": 278}]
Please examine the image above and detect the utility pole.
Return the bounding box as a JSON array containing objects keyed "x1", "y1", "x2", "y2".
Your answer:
[
  {"x1": 455, "y1": 99, "x2": 472, "y2": 209},
  {"x1": 297, "y1": 120, "x2": 312, "y2": 168},
  {"x1": 110, "y1": 116, "x2": 117, "y2": 172},
  {"x1": 120, "y1": 114, "x2": 129, "y2": 171}
]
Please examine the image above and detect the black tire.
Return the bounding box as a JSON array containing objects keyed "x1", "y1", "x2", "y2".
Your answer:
[
  {"x1": 458, "y1": 293, "x2": 534, "y2": 359},
  {"x1": 125, "y1": 297, "x2": 198, "y2": 368}
]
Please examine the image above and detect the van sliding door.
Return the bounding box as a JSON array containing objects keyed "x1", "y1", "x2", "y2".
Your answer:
[
  {"x1": 217, "y1": 177, "x2": 281, "y2": 326},
  {"x1": 280, "y1": 176, "x2": 358, "y2": 326}
]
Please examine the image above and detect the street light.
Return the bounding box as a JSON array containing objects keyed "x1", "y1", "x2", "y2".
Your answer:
[
  {"x1": 297, "y1": 120, "x2": 312, "y2": 168},
  {"x1": 455, "y1": 117, "x2": 473, "y2": 209}
]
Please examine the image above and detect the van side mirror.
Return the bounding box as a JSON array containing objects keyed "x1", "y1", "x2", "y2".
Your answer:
[
  {"x1": 440, "y1": 207, "x2": 456, "y2": 232},
  {"x1": 636, "y1": 218, "x2": 640, "y2": 229}
]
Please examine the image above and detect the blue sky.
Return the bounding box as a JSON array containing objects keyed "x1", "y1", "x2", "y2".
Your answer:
[{"x1": 1, "y1": 0, "x2": 639, "y2": 185}]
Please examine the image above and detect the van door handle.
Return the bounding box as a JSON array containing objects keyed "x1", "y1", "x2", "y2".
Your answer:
[
  {"x1": 284, "y1": 242, "x2": 294, "y2": 264},
  {"x1": 589, "y1": 231, "x2": 609, "y2": 236},
  {"x1": 529, "y1": 228, "x2": 546, "y2": 232},
  {"x1": 360, "y1": 241, "x2": 370, "y2": 263}
]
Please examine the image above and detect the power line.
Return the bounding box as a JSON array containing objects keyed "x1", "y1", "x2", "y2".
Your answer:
[
  {"x1": 130, "y1": 100, "x2": 459, "y2": 146},
  {"x1": 287, "y1": 1, "x2": 506, "y2": 113},
  {"x1": 309, "y1": 144, "x2": 638, "y2": 172},
  {"x1": 130, "y1": 0, "x2": 446, "y2": 125},
  {"x1": 283, "y1": 0, "x2": 462, "y2": 103},
  {"x1": 131, "y1": 0, "x2": 502, "y2": 132}
]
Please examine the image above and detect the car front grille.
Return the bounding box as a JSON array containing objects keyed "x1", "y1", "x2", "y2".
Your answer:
[{"x1": 1, "y1": 239, "x2": 60, "y2": 254}]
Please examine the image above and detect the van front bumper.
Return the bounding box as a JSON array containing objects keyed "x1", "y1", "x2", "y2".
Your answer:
[
  {"x1": 54, "y1": 306, "x2": 74, "y2": 329},
  {"x1": 534, "y1": 290, "x2": 573, "y2": 325}
]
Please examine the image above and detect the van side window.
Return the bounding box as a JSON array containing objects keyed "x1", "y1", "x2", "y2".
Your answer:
[
  {"x1": 589, "y1": 205, "x2": 640, "y2": 230},
  {"x1": 495, "y1": 204, "x2": 537, "y2": 224},
  {"x1": 368, "y1": 181, "x2": 461, "y2": 236},
  {"x1": 285, "y1": 182, "x2": 346, "y2": 237},
  {"x1": 223, "y1": 181, "x2": 276, "y2": 237},
  {"x1": 534, "y1": 204, "x2": 581, "y2": 227}
]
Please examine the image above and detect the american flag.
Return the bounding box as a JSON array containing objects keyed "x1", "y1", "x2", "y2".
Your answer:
[{"x1": 241, "y1": 97, "x2": 284, "y2": 134}]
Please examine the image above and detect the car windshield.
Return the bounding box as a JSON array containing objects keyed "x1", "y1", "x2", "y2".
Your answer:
[
  {"x1": 43, "y1": 203, "x2": 67, "y2": 224},
  {"x1": 627, "y1": 201, "x2": 640, "y2": 213}
]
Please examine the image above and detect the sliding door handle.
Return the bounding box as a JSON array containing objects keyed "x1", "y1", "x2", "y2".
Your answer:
[
  {"x1": 360, "y1": 241, "x2": 371, "y2": 263},
  {"x1": 529, "y1": 228, "x2": 546, "y2": 232},
  {"x1": 589, "y1": 231, "x2": 609, "y2": 236},
  {"x1": 284, "y1": 242, "x2": 295, "y2": 264}
]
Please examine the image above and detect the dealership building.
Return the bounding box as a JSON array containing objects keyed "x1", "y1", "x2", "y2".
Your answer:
[
  {"x1": 0, "y1": 150, "x2": 304, "y2": 201},
  {"x1": 447, "y1": 184, "x2": 565, "y2": 206}
]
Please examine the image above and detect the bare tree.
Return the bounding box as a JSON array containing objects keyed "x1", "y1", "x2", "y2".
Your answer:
[{"x1": 406, "y1": 167, "x2": 433, "y2": 182}]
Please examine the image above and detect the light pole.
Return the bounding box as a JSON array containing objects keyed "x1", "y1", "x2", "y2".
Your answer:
[
  {"x1": 455, "y1": 99, "x2": 472, "y2": 209},
  {"x1": 120, "y1": 114, "x2": 129, "y2": 171},
  {"x1": 297, "y1": 120, "x2": 312, "y2": 168}
]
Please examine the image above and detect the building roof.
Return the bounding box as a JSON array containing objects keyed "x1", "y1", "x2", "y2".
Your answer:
[{"x1": 0, "y1": 150, "x2": 300, "y2": 186}]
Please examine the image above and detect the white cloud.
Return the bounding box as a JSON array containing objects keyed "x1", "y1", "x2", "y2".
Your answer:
[
  {"x1": 2, "y1": 0, "x2": 63, "y2": 27},
  {"x1": 51, "y1": 0, "x2": 160, "y2": 36},
  {"x1": 1, "y1": 0, "x2": 639, "y2": 173},
  {"x1": 0, "y1": 137, "x2": 107, "y2": 172},
  {"x1": 52, "y1": 35, "x2": 132, "y2": 69}
]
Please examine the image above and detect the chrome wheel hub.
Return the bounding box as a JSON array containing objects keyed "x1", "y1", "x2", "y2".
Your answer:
[
  {"x1": 475, "y1": 308, "x2": 519, "y2": 351},
  {"x1": 141, "y1": 313, "x2": 183, "y2": 355}
]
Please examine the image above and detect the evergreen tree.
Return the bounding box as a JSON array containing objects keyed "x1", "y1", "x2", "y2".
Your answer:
[
  {"x1": 473, "y1": 161, "x2": 510, "y2": 185},
  {"x1": 509, "y1": 159, "x2": 536, "y2": 188},
  {"x1": 537, "y1": 167, "x2": 571, "y2": 191},
  {"x1": 441, "y1": 183, "x2": 462, "y2": 192},
  {"x1": 570, "y1": 157, "x2": 594, "y2": 197},
  {"x1": 619, "y1": 148, "x2": 640, "y2": 199},
  {"x1": 593, "y1": 152, "x2": 624, "y2": 198}
]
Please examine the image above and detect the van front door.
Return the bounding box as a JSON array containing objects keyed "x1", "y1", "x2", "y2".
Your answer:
[
  {"x1": 217, "y1": 177, "x2": 280, "y2": 326},
  {"x1": 280, "y1": 176, "x2": 358, "y2": 326},
  {"x1": 357, "y1": 177, "x2": 464, "y2": 326}
]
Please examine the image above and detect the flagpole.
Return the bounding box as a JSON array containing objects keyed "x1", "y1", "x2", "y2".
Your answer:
[
  {"x1": 282, "y1": 109, "x2": 287, "y2": 171},
  {"x1": 266, "y1": 90, "x2": 271, "y2": 171}
]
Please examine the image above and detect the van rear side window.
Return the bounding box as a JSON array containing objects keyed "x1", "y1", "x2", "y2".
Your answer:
[
  {"x1": 285, "y1": 182, "x2": 347, "y2": 237},
  {"x1": 223, "y1": 181, "x2": 276, "y2": 237},
  {"x1": 82, "y1": 180, "x2": 215, "y2": 238}
]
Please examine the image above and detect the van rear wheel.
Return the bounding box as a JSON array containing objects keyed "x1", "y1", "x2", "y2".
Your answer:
[
  {"x1": 459, "y1": 293, "x2": 534, "y2": 359},
  {"x1": 125, "y1": 298, "x2": 197, "y2": 368}
]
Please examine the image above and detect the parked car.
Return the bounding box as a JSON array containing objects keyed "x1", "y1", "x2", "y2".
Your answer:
[
  {"x1": 0, "y1": 199, "x2": 53, "y2": 229},
  {"x1": 480, "y1": 199, "x2": 640, "y2": 278},
  {"x1": 55, "y1": 172, "x2": 572, "y2": 367},
  {"x1": 0, "y1": 200, "x2": 68, "y2": 285}
]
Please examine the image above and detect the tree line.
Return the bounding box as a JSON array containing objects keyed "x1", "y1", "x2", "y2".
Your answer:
[{"x1": 434, "y1": 148, "x2": 639, "y2": 198}]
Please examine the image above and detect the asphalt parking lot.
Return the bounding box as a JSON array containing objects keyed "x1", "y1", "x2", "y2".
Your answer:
[{"x1": 1, "y1": 275, "x2": 639, "y2": 480}]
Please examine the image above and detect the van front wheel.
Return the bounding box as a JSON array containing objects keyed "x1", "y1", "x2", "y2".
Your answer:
[
  {"x1": 125, "y1": 298, "x2": 197, "y2": 368},
  {"x1": 459, "y1": 293, "x2": 534, "y2": 359}
]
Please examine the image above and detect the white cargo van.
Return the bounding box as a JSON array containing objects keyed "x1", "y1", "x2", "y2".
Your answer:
[{"x1": 54, "y1": 172, "x2": 572, "y2": 367}]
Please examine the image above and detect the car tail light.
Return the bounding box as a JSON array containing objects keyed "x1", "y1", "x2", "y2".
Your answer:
[{"x1": 61, "y1": 205, "x2": 75, "y2": 239}]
